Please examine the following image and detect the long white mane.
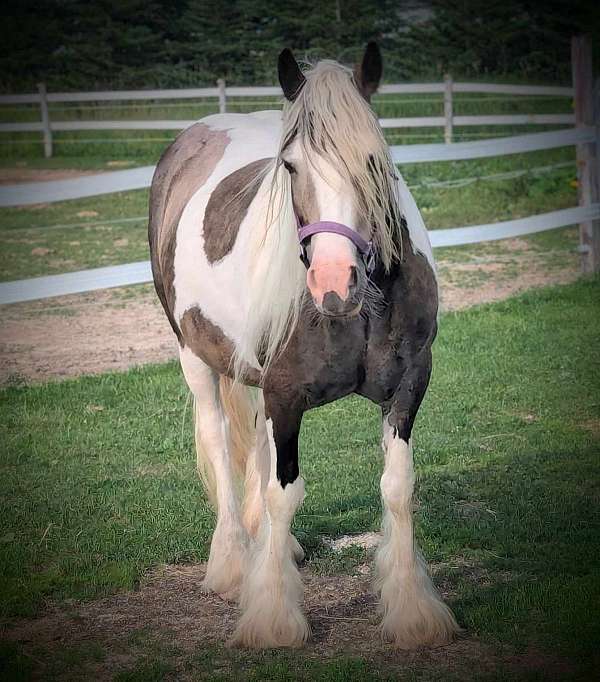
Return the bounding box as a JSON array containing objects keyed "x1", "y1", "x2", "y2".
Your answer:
[
  {"x1": 235, "y1": 59, "x2": 403, "y2": 381},
  {"x1": 281, "y1": 60, "x2": 403, "y2": 266}
]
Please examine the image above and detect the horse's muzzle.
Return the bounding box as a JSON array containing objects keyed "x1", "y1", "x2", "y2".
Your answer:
[
  {"x1": 309, "y1": 262, "x2": 365, "y2": 318},
  {"x1": 320, "y1": 292, "x2": 363, "y2": 318}
]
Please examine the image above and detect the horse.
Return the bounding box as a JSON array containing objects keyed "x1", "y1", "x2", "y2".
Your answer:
[{"x1": 148, "y1": 42, "x2": 460, "y2": 649}]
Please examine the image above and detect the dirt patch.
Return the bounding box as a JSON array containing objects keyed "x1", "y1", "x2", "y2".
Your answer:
[
  {"x1": 0, "y1": 168, "x2": 102, "y2": 185},
  {"x1": 579, "y1": 418, "x2": 600, "y2": 438},
  {"x1": 437, "y1": 246, "x2": 580, "y2": 311},
  {"x1": 0, "y1": 241, "x2": 581, "y2": 387},
  {"x1": 0, "y1": 563, "x2": 575, "y2": 681},
  {"x1": 325, "y1": 532, "x2": 380, "y2": 552},
  {"x1": 0, "y1": 286, "x2": 177, "y2": 386}
]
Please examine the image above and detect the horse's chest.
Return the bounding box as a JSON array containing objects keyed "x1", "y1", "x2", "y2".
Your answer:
[
  {"x1": 264, "y1": 252, "x2": 438, "y2": 410},
  {"x1": 265, "y1": 308, "x2": 424, "y2": 409},
  {"x1": 265, "y1": 315, "x2": 366, "y2": 408}
]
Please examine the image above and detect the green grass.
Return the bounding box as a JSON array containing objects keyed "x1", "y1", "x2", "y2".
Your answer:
[
  {"x1": 0, "y1": 189, "x2": 150, "y2": 280},
  {"x1": 1, "y1": 277, "x2": 599, "y2": 680}
]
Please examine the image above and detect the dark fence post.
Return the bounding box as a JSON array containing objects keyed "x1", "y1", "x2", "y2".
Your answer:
[
  {"x1": 572, "y1": 35, "x2": 600, "y2": 273},
  {"x1": 37, "y1": 83, "x2": 52, "y2": 158},
  {"x1": 444, "y1": 74, "x2": 453, "y2": 144}
]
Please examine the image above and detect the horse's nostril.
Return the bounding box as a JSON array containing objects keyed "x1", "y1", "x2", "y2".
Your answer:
[{"x1": 349, "y1": 265, "x2": 358, "y2": 289}]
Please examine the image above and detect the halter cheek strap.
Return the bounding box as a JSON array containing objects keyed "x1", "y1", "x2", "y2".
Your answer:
[{"x1": 297, "y1": 218, "x2": 376, "y2": 274}]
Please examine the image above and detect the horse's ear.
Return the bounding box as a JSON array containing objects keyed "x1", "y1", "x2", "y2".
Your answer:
[
  {"x1": 278, "y1": 48, "x2": 306, "y2": 102},
  {"x1": 355, "y1": 41, "x2": 383, "y2": 102}
]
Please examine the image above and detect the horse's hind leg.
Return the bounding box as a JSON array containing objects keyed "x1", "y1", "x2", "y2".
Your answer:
[
  {"x1": 231, "y1": 403, "x2": 309, "y2": 648},
  {"x1": 179, "y1": 347, "x2": 248, "y2": 596},
  {"x1": 242, "y1": 401, "x2": 305, "y2": 563},
  {"x1": 375, "y1": 359, "x2": 461, "y2": 648},
  {"x1": 241, "y1": 402, "x2": 268, "y2": 538}
]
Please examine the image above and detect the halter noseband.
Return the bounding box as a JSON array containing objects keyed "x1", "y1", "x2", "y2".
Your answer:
[{"x1": 297, "y1": 218, "x2": 376, "y2": 274}]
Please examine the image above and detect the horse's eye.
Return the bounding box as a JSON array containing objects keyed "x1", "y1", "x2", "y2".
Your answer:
[{"x1": 283, "y1": 160, "x2": 296, "y2": 174}]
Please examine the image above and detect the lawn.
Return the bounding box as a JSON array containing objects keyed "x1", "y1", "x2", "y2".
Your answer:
[{"x1": 1, "y1": 277, "x2": 599, "y2": 680}]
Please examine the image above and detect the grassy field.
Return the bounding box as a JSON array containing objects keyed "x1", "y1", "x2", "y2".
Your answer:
[
  {"x1": 1, "y1": 277, "x2": 599, "y2": 680},
  {"x1": 0, "y1": 146, "x2": 578, "y2": 282}
]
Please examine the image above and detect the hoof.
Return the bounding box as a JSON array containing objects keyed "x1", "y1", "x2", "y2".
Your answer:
[
  {"x1": 201, "y1": 572, "x2": 242, "y2": 598},
  {"x1": 202, "y1": 526, "x2": 247, "y2": 596},
  {"x1": 229, "y1": 609, "x2": 310, "y2": 649},
  {"x1": 380, "y1": 593, "x2": 461, "y2": 650},
  {"x1": 201, "y1": 582, "x2": 239, "y2": 602}
]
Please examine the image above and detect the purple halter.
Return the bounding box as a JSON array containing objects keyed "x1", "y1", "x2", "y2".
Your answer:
[{"x1": 297, "y1": 218, "x2": 376, "y2": 274}]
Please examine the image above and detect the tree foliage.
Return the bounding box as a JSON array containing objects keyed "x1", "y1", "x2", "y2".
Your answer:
[{"x1": 0, "y1": 0, "x2": 597, "y2": 91}]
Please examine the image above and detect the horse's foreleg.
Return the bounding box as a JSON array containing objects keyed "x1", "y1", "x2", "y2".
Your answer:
[
  {"x1": 232, "y1": 403, "x2": 309, "y2": 648},
  {"x1": 375, "y1": 358, "x2": 460, "y2": 648},
  {"x1": 179, "y1": 347, "x2": 248, "y2": 597}
]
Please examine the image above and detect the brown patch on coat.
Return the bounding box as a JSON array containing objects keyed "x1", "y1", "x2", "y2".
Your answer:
[
  {"x1": 179, "y1": 306, "x2": 261, "y2": 386},
  {"x1": 203, "y1": 158, "x2": 272, "y2": 263},
  {"x1": 290, "y1": 164, "x2": 320, "y2": 227},
  {"x1": 148, "y1": 123, "x2": 229, "y2": 340}
]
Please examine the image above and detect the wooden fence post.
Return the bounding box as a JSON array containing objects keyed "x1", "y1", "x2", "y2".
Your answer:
[
  {"x1": 217, "y1": 79, "x2": 227, "y2": 114},
  {"x1": 571, "y1": 35, "x2": 600, "y2": 273},
  {"x1": 444, "y1": 74, "x2": 453, "y2": 144},
  {"x1": 595, "y1": 76, "x2": 600, "y2": 228},
  {"x1": 37, "y1": 83, "x2": 52, "y2": 158}
]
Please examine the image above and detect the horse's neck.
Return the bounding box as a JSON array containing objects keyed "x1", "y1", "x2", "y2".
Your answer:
[{"x1": 395, "y1": 174, "x2": 435, "y2": 271}]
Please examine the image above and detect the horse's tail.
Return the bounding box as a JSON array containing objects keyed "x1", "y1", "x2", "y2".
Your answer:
[{"x1": 194, "y1": 375, "x2": 256, "y2": 507}]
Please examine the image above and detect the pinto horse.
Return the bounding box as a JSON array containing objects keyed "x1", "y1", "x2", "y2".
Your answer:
[{"x1": 148, "y1": 43, "x2": 460, "y2": 649}]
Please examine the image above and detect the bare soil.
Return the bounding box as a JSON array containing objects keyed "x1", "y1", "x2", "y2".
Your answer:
[
  {"x1": 0, "y1": 562, "x2": 575, "y2": 681},
  {"x1": 0, "y1": 168, "x2": 103, "y2": 185},
  {"x1": 0, "y1": 243, "x2": 580, "y2": 387},
  {"x1": 0, "y1": 286, "x2": 177, "y2": 386}
]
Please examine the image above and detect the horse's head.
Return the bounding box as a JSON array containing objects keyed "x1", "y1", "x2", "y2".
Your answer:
[{"x1": 277, "y1": 43, "x2": 395, "y2": 320}]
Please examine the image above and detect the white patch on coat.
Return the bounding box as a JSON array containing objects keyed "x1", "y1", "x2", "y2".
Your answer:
[
  {"x1": 374, "y1": 422, "x2": 459, "y2": 648},
  {"x1": 173, "y1": 112, "x2": 283, "y2": 368},
  {"x1": 179, "y1": 346, "x2": 248, "y2": 595},
  {"x1": 396, "y1": 172, "x2": 436, "y2": 272},
  {"x1": 231, "y1": 418, "x2": 309, "y2": 648}
]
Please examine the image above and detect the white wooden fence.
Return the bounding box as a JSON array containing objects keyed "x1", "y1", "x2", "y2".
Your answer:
[
  {"x1": 0, "y1": 122, "x2": 597, "y2": 305},
  {"x1": 0, "y1": 37, "x2": 597, "y2": 305},
  {"x1": 0, "y1": 127, "x2": 591, "y2": 208},
  {"x1": 0, "y1": 79, "x2": 573, "y2": 157}
]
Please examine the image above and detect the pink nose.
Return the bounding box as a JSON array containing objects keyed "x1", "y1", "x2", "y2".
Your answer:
[{"x1": 307, "y1": 261, "x2": 356, "y2": 306}]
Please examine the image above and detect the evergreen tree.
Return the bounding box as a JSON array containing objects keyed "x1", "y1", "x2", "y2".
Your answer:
[{"x1": 0, "y1": 0, "x2": 597, "y2": 91}]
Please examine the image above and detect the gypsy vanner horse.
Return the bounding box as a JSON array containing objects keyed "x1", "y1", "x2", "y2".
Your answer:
[{"x1": 148, "y1": 43, "x2": 460, "y2": 648}]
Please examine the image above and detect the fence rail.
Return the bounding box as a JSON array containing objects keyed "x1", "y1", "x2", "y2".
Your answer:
[
  {"x1": 0, "y1": 127, "x2": 591, "y2": 208},
  {"x1": 1, "y1": 113, "x2": 575, "y2": 136},
  {"x1": 0, "y1": 81, "x2": 574, "y2": 105},
  {"x1": 0, "y1": 78, "x2": 574, "y2": 157},
  {"x1": 1, "y1": 203, "x2": 597, "y2": 306}
]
